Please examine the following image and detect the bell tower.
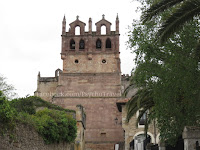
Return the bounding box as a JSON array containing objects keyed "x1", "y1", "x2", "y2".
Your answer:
[
  {"x1": 60, "y1": 15, "x2": 120, "y2": 74},
  {"x1": 53, "y1": 15, "x2": 124, "y2": 150}
]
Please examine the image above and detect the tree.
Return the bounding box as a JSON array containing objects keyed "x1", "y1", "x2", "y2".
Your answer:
[
  {"x1": 125, "y1": 87, "x2": 154, "y2": 123},
  {"x1": 142, "y1": 0, "x2": 200, "y2": 43},
  {"x1": 0, "y1": 90, "x2": 16, "y2": 132},
  {"x1": 127, "y1": 0, "x2": 200, "y2": 145},
  {"x1": 125, "y1": 87, "x2": 155, "y2": 137},
  {"x1": 0, "y1": 75, "x2": 17, "y2": 99}
]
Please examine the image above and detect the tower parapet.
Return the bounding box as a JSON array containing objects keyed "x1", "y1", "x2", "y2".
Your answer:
[
  {"x1": 61, "y1": 15, "x2": 120, "y2": 74},
  {"x1": 61, "y1": 15, "x2": 119, "y2": 53}
]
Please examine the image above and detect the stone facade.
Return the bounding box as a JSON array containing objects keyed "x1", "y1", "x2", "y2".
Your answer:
[
  {"x1": 35, "y1": 70, "x2": 60, "y2": 102},
  {"x1": 0, "y1": 124, "x2": 73, "y2": 150},
  {"x1": 118, "y1": 104, "x2": 159, "y2": 150},
  {"x1": 182, "y1": 126, "x2": 200, "y2": 150},
  {"x1": 35, "y1": 15, "x2": 124, "y2": 150},
  {"x1": 118, "y1": 76, "x2": 159, "y2": 150},
  {"x1": 75, "y1": 105, "x2": 86, "y2": 150}
]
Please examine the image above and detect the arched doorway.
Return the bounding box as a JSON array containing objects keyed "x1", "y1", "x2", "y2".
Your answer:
[{"x1": 133, "y1": 133, "x2": 153, "y2": 150}]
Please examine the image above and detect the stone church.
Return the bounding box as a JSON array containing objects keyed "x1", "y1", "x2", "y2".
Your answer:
[{"x1": 34, "y1": 15, "x2": 158, "y2": 150}]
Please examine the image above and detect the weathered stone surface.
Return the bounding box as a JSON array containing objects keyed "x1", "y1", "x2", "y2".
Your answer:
[
  {"x1": 35, "y1": 15, "x2": 124, "y2": 150},
  {"x1": 117, "y1": 77, "x2": 159, "y2": 150},
  {"x1": 53, "y1": 97, "x2": 123, "y2": 143},
  {"x1": 76, "y1": 105, "x2": 86, "y2": 150},
  {"x1": 0, "y1": 124, "x2": 73, "y2": 150},
  {"x1": 85, "y1": 142, "x2": 118, "y2": 150},
  {"x1": 62, "y1": 53, "x2": 120, "y2": 73},
  {"x1": 182, "y1": 126, "x2": 200, "y2": 150},
  {"x1": 119, "y1": 104, "x2": 159, "y2": 150},
  {"x1": 183, "y1": 126, "x2": 200, "y2": 139}
]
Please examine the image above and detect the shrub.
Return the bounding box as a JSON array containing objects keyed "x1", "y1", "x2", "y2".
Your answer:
[
  {"x1": 0, "y1": 91, "x2": 16, "y2": 132},
  {"x1": 0, "y1": 95, "x2": 77, "y2": 144},
  {"x1": 33, "y1": 108, "x2": 77, "y2": 144},
  {"x1": 10, "y1": 96, "x2": 75, "y2": 114},
  {"x1": 10, "y1": 97, "x2": 36, "y2": 115}
]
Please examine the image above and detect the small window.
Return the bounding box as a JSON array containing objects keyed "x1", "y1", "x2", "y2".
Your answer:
[
  {"x1": 106, "y1": 38, "x2": 111, "y2": 49},
  {"x1": 70, "y1": 39, "x2": 75, "y2": 49},
  {"x1": 79, "y1": 39, "x2": 85, "y2": 50},
  {"x1": 102, "y1": 59, "x2": 106, "y2": 63},
  {"x1": 75, "y1": 59, "x2": 79, "y2": 63},
  {"x1": 139, "y1": 111, "x2": 147, "y2": 125},
  {"x1": 96, "y1": 39, "x2": 101, "y2": 49}
]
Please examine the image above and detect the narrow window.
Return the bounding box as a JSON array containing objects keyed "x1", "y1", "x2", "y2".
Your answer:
[
  {"x1": 96, "y1": 39, "x2": 101, "y2": 49},
  {"x1": 139, "y1": 111, "x2": 147, "y2": 125},
  {"x1": 106, "y1": 38, "x2": 111, "y2": 49},
  {"x1": 101, "y1": 25, "x2": 106, "y2": 35},
  {"x1": 70, "y1": 39, "x2": 75, "y2": 49},
  {"x1": 75, "y1": 26, "x2": 80, "y2": 35},
  {"x1": 79, "y1": 39, "x2": 85, "y2": 50}
]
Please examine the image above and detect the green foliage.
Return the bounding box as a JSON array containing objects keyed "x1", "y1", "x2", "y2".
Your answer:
[
  {"x1": 11, "y1": 97, "x2": 36, "y2": 115},
  {"x1": 10, "y1": 96, "x2": 75, "y2": 115},
  {"x1": 0, "y1": 91, "x2": 16, "y2": 132},
  {"x1": 125, "y1": 87, "x2": 155, "y2": 137},
  {"x1": 0, "y1": 75, "x2": 17, "y2": 99},
  {"x1": 0, "y1": 94, "x2": 77, "y2": 144},
  {"x1": 33, "y1": 108, "x2": 77, "y2": 144},
  {"x1": 141, "y1": 0, "x2": 200, "y2": 43},
  {"x1": 128, "y1": 0, "x2": 200, "y2": 145},
  {"x1": 126, "y1": 88, "x2": 154, "y2": 123}
]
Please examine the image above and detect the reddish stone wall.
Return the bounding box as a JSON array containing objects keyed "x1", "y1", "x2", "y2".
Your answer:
[
  {"x1": 0, "y1": 124, "x2": 73, "y2": 150},
  {"x1": 53, "y1": 97, "x2": 123, "y2": 143},
  {"x1": 53, "y1": 72, "x2": 124, "y2": 147},
  {"x1": 56, "y1": 73, "x2": 121, "y2": 95},
  {"x1": 61, "y1": 35, "x2": 119, "y2": 53},
  {"x1": 61, "y1": 16, "x2": 120, "y2": 75},
  {"x1": 35, "y1": 15, "x2": 124, "y2": 150},
  {"x1": 63, "y1": 54, "x2": 120, "y2": 73},
  {"x1": 85, "y1": 142, "x2": 116, "y2": 150}
]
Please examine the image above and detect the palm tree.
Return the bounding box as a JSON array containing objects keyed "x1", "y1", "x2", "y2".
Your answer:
[
  {"x1": 142, "y1": 0, "x2": 200, "y2": 43},
  {"x1": 125, "y1": 87, "x2": 154, "y2": 123},
  {"x1": 125, "y1": 87, "x2": 155, "y2": 139}
]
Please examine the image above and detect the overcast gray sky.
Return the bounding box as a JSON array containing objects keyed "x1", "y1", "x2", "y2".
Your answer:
[{"x1": 0, "y1": 0, "x2": 140, "y2": 97}]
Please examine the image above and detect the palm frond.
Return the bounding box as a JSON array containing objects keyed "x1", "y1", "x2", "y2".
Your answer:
[
  {"x1": 126, "y1": 94, "x2": 140, "y2": 122},
  {"x1": 158, "y1": 0, "x2": 200, "y2": 43},
  {"x1": 123, "y1": 83, "x2": 135, "y2": 97},
  {"x1": 142, "y1": 0, "x2": 184, "y2": 23},
  {"x1": 126, "y1": 88, "x2": 154, "y2": 122},
  {"x1": 136, "y1": 108, "x2": 148, "y2": 125}
]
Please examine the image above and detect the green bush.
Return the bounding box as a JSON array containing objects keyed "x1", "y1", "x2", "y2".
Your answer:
[
  {"x1": 0, "y1": 91, "x2": 16, "y2": 132},
  {"x1": 10, "y1": 97, "x2": 36, "y2": 115},
  {"x1": 0, "y1": 95, "x2": 77, "y2": 144},
  {"x1": 10, "y1": 96, "x2": 75, "y2": 114},
  {"x1": 33, "y1": 108, "x2": 77, "y2": 144}
]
